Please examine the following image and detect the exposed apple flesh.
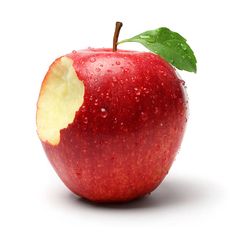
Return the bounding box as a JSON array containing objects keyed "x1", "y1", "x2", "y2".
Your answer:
[
  {"x1": 37, "y1": 57, "x2": 84, "y2": 145},
  {"x1": 37, "y1": 49, "x2": 187, "y2": 202}
]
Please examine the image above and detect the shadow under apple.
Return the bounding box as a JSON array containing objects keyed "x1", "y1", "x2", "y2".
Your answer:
[{"x1": 62, "y1": 176, "x2": 219, "y2": 210}]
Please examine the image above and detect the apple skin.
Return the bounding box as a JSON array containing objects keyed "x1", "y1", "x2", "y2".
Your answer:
[{"x1": 41, "y1": 48, "x2": 187, "y2": 202}]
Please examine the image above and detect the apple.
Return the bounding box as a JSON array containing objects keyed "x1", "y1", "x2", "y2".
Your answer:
[{"x1": 36, "y1": 22, "x2": 195, "y2": 202}]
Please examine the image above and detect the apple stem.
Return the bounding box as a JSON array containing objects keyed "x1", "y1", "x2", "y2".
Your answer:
[{"x1": 113, "y1": 22, "x2": 123, "y2": 52}]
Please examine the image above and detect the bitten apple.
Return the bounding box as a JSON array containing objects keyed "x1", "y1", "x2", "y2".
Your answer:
[{"x1": 36, "y1": 22, "x2": 196, "y2": 202}]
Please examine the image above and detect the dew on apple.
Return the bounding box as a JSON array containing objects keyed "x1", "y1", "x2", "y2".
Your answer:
[
  {"x1": 154, "y1": 107, "x2": 159, "y2": 114},
  {"x1": 72, "y1": 50, "x2": 77, "y2": 54},
  {"x1": 99, "y1": 64, "x2": 104, "y2": 67},
  {"x1": 143, "y1": 87, "x2": 150, "y2": 94},
  {"x1": 83, "y1": 117, "x2": 88, "y2": 124},
  {"x1": 95, "y1": 68, "x2": 101, "y2": 72},
  {"x1": 100, "y1": 108, "x2": 108, "y2": 118},
  {"x1": 134, "y1": 87, "x2": 141, "y2": 95},
  {"x1": 180, "y1": 79, "x2": 185, "y2": 85},
  {"x1": 123, "y1": 68, "x2": 129, "y2": 73},
  {"x1": 141, "y1": 112, "x2": 148, "y2": 121},
  {"x1": 112, "y1": 76, "x2": 117, "y2": 82},
  {"x1": 94, "y1": 99, "x2": 98, "y2": 106},
  {"x1": 90, "y1": 57, "x2": 96, "y2": 63},
  {"x1": 115, "y1": 61, "x2": 121, "y2": 65},
  {"x1": 135, "y1": 96, "x2": 140, "y2": 102},
  {"x1": 113, "y1": 117, "x2": 118, "y2": 124}
]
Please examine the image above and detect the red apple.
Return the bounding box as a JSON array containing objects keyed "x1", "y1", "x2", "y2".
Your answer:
[{"x1": 36, "y1": 48, "x2": 187, "y2": 202}]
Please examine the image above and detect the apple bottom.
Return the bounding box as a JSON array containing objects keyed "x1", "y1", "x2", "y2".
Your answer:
[{"x1": 42, "y1": 124, "x2": 184, "y2": 202}]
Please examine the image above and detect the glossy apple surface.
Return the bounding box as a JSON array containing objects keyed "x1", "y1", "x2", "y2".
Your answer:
[{"x1": 37, "y1": 49, "x2": 187, "y2": 202}]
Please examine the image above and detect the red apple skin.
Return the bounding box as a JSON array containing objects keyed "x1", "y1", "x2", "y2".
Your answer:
[{"x1": 41, "y1": 49, "x2": 187, "y2": 202}]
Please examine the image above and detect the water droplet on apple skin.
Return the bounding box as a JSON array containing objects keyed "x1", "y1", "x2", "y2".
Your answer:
[
  {"x1": 113, "y1": 117, "x2": 118, "y2": 124},
  {"x1": 83, "y1": 117, "x2": 88, "y2": 124},
  {"x1": 90, "y1": 57, "x2": 96, "y2": 63},
  {"x1": 112, "y1": 76, "x2": 118, "y2": 82},
  {"x1": 94, "y1": 99, "x2": 99, "y2": 106},
  {"x1": 154, "y1": 107, "x2": 159, "y2": 114},
  {"x1": 123, "y1": 68, "x2": 129, "y2": 73},
  {"x1": 115, "y1": 61, "x2": 121, "y2": 65},
  {"x1": 134, "y1": 87, "x2": 141, "y2": 96},
  {"x1": 180, "y1": 79, "x2": 185, "y2": 86},
  {"x1": 140, "y1": 112, "x2": 148, "y2": 121},
  {"x1": 100, "y1": 108, "x2": 108, "y2": 118}
]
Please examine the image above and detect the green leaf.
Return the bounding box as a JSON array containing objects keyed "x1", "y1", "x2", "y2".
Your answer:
[{"x1": 119, "y1": 27, "x2": 197, "y2": 73}]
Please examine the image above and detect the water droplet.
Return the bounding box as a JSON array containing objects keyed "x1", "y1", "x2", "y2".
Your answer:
[
  {"x1": 95, "y1": 68, "x2": 101, "y2": 72},
  {"x1": 81, "y1": 105, "x2": 86, "y2": 112},
  {"x1": 143, "y1": 87, "x2": 150, "y2": 94},
  {"x1": 160, "y1": 122, "x2": 163, "y2": 127},
  {"x1": 134, "y1": 87, "x2": 141, "y2": 95},
  {"x1": 161, "y1": 82, "x2": 164, "y2": 86},
  {"x1": 83, "y1": 117, "x2": 88, "y2": 124},
  {"x1": 94, "y1": 99, "x2": 98, "y2": 106},
  {"x1": 72, "y1": 50, "x2": 77, "y2": 54},
  {"x1": 135, "y1": 96, "x2": 140, "y2": 102},
  {"x1": 105, "y1": 92, "x2": 110, "y2": 99},
  {"x1": 123, "y1": 68, "x2": 129, "y2": 73},
  {"x1": 115, "y1": 61, "x2": 121, "y2": 65},
  {"x1": 107, "y1": 69, "x2": 112, "y2": 73},
  {"x1": 100, "y1": 108, "x2": 108, "y2": 118},
  {"x1": 154, "y1": 107, "x2": 159, "y2": 114},
  {"x1": 112, "y1": 76, "x2": 117, "y2": 82},
  {"x1": 99, "y1": 64, "x2": 103, "y2": 67},
  {"x1": 90, "y1": 57, "x2": 96, "y2": 63},
  {"x1": 89, "y1": 96, "x2": 93, "y2": 101},
  {"x1": 140, "y1": 35, "x2": 150, "y2": 39},
  {"x1": 141, "y1": 112, "x2": 148, "y2": 121},
  {"x1": 113, "y1": 117, "x2": 118, "y2": 124},
  {"x1": 181, "y1": 43, "x2": 187, "y2": 50},
  {"x1": 180, "y1": 79, "x2": 185, "y2": 86}
]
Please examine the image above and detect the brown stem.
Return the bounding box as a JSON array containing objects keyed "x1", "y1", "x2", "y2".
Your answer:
[{"x1": 113, "y1": 22, "x2": 123, "y2": 52}]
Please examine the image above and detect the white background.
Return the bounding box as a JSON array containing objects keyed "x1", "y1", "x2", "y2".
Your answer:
[{"x1": 0, "y1": 0, "x2": 235, "y2": 235}]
